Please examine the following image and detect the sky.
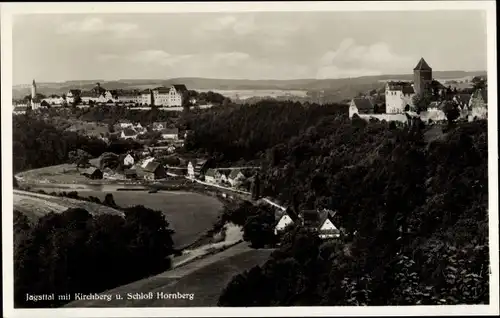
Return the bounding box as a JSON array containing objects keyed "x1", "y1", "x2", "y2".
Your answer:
[{"x1": 12, "y1": 11, "x2": 487, "y2": 85}]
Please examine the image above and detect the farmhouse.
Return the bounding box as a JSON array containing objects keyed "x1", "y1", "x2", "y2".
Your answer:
[
  {"x1": 123, "y1": 153, "x2": 135, "y2": 167},
  {"x1": 228, "y1": 169, "x2": 246, "y2": 187},
  {"x1": 121, "y1": 128, "x2": 139, "y2": 140},
  {"x1": 161, "y1": 128, "x2": 179, "y2": 140},
  {"x1": 204, "y1": 169, "x2": 220, "y2": 184},
  {"x1": 81, "y1": 167, "x2": 103, "y2": 180},
  {"x1": 349, "y1": 98, "x2": 374, "y2": 118},
  {"x1": 274, "y1": 209, "x2": 299, "y2": 235},
  {"x1": 142, "y1": 161, "x2": 167, "y2": 180},
  {"x1": 302, "y1": 209, "x2": 340, "y2": 239}
]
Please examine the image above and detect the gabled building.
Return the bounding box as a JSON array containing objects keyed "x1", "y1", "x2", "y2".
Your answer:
[
  {"x1": 121, "y1": 128, "x2": 139, "y2": 140},
  {"x1": 66, "y1": 89, "x2": 81, "y2": 104},
  {"x1": 81, "y1": 167, "x2": 103, "y2": 180},
  {"x1": 385, "y1": 81, "x2": 415, "y2": 114},
  {"x1": 274, "y1": 209, "x2": 300, "y2": 235},
  {"x1": 142, "y1": 161, "x2": 167, "y2": 180},
  {"x1": 123, "y1": 153, "x2": 135, "y2": 167},
  {"x1": 140, "y1": 89, "x2": 153, "y2": 106},
  {"x1": 168, "y1": 84, "x2": 188, "y2": 107},
  {"x1": 187, "y1": 159, "x2": 210, "y2": 179},
  {"x1": 204, "y1": 168, "x2": 220, "y2": 184},
  {"x1": 469, "y1": 88, "x2": 488, "y2": 120},
  {"x1": 301, "y1": 209, "x2": 340, "y2": 239},
  {"x1": 80, "y1": 91, "x2": 100, "y2": 104},
  {"x1": 453, "y1": 93, "x2": 472, "y2": 109},
  {"x1": 349, "y1": 98, "x2": 375, "y2": 118},
  {"x1": 228, "y1": 169, "x2": 247, "y2": 187}
]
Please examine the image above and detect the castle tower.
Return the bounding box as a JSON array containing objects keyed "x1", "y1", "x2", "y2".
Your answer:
[
  {"x1": 413, "y1": 58, "x2": 432, "y2": 95},
  {"x1": 31, "y1": 79, "x2": 37, "y2": 100}
]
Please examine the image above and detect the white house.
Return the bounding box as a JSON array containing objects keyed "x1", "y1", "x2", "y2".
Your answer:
[
  {"x1": 187, "y1": 161, "x2": 195, "y2": 179},
  {"x1": 385, "y1": 81, "x2": 415, "y2": 114},
  {"x1": 152, "y1": 87, "x2": 170, "y2": 106},
  {"x1": 140, "y1": 89, "x2": 153, "y2": 105},
  {"x1": 42, "y1": 95, "x2": 65, "y2": 106},
  {"x1": 167, "y1": 84, "x2": 188, "y2": 107},
  {"x1": 349, "y1": 98, "x2": 374, "y2": 118},
  {"x1": 161, "y1": 128, "x2": 179, "y2": 140},
  {"x1": 302, "y1": 209, "x2": 341, "y2": 239},
  {"x1": 66, "y1": 89, "x2": 81, "y2": 104},
  {"x1": 123, "y1": 154, "x2": 135, "y2": 166},
  {"x1": 204, "y1": 169, "x2": 219, "y2": 184},
  {"x1": 121, "y1": 128, "x2": 139, "y2": 140},
  {"x1": 228, "y1": 169, "x2": 246, "y2": 187},
  {"x1": 274, "y1": 210, "x2": 298, "y2": 235}
]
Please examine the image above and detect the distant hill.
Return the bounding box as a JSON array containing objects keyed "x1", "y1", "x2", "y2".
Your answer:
[{"x1": 12, "y1": 71, "x2": 486, "y2": 100}]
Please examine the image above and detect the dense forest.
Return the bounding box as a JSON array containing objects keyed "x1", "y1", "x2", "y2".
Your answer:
[
  {"x1": 212, "y1": 112, "x2": 488, "y2": 305},
  {"x1": 14, "y1": 205, "x2": 175, "y2": 308},
  {"x1": 183, "y1": 101, "x2": 348, "y2": 162},
  {"x1": 177, "y1": 100, "x2": 488, "y2": 305}
]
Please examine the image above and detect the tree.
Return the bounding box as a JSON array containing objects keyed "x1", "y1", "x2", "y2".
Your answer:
[
  {"x1": 443, "y1": 101, "x2": 460, "y2": 124},
  {"x1": 243, "y1": 206, "x2": 276, "y2": 248},
  {"x1": 411, "y1": 93, "x2": 431, "y2": 114},
  {"x1": 103, "y1": 193, "x2": 117, "y2": 207}
]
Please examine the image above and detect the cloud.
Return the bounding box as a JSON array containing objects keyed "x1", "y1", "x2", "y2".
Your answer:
[
  {"x1": 317, "y1": 38, "x2": 416, "y2": 78},
  {"x1": 125, "y1": 50, "x2": 194, "y2": 66},
  {"x1": 58, "y1": 17, "x2": 145, "y2": 38}
]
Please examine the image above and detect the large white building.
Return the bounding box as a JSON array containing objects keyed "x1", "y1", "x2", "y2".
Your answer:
[
  {"x1": 385, "y1": 81, "x2": 415, "y2": 114},
  {"x1": 151, "y1": 85, "x2": 188, "y2": 107}
]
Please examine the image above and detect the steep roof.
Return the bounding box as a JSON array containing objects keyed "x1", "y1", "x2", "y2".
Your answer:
[
  {"x1": 172, "y1": 84, "x2": 187, "y2": 92},
  {"x1": 83, "y1": 167, "x2": 101, "y2": 175},
  {"x1": 301, "y1": 209, "x2": 336, "y2": 229},
  {"x1": 205, "y1": 168, "x2": 218, "y2": 177},
  {"x1": 143, "y1": 161, "x2": 162, "y2": 173},
  {"x1": 413, "y1": 58, "x2": 432, "y2": 71},
  {"x1": 454, "y1": 93, "x2": 472, "y2": 105},
  {"x1": 154, "y1": 86, "x2": 170, "y2": 94},
  {"x1": 275, "y1": 208, "x2": 300, "y2": 224},
  {"x1": 351, "y1": 98, "x2": 374, "y2": 111},
  {"x1": 122, "y1": 128, "x2": 138, "y2": 136},
  {"x1": 229, "y1": 169, "x2": 245, "y2": 179},
  {"x1": 472, "y1": 89, "x2": 488, "y2": 103}
]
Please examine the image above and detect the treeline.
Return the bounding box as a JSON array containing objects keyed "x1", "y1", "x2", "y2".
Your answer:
[
  {"x1": 14, "y1": 206, "x2": 175, "y2": 308},
  {"x1": 183, "y1": 100, "x2": 348, "y2": 162},
  {"x1": 13, "y1": 115, "x2": 108, "y2": 173},
  {"x1": 217, "y1": 118, "x2": 488, "y2": 305}
]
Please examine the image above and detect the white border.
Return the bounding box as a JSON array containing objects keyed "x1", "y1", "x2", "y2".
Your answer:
[{"x1": 1, "y1": 1, "x2": 498, "y2": 317}]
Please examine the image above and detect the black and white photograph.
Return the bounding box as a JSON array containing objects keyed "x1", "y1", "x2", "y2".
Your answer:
[{"x1": 1, "y1": 1, "x2": 498, "y2": 317}]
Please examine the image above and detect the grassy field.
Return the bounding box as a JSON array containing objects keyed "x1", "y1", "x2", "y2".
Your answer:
[
  {"x1": 16, "y1": 164, "x2": 98, "y2": 184},
  {"x1": 24, "y1": 187, "x2": 223, "y2": 249},
  {"x1": 13, "y1": 190, "x2": 123, "y2": 224},
  {"x1": 65, "y1": 243, "x2": 273, "y2": 307}
]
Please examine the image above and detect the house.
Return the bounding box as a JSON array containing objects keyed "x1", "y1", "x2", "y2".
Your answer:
[
  {"x1": 98, "y1": 91, "x2": 115, "y2": 104},
  {"x1": 219, "y1": 170, "x2": 230, "y2": 184},
  {"x1": 349, "y1": 98, "x2": 375, "y2": 118},
  {"x1": 152, "y1": 87, "x2": 171, "y2": 106},
  {"x1": 66, "y1": 89, "x2": 81, "y2": 104},
  {"x1": 228, "y1": 169, "x2": 246, "y2": 187},
  {"x1": 81, "y1": 167, "x2": 103, "y2": 180},
  {"x1": 384, "y1": 81, "x2": 415, "y2": 114},
  {"x1": 80, "y1": 91, "x2": 100, "y2": 104},
  {"x1": 12, "y1": 105, "x2": 28, "y2": 115},
  {"x1": 168, "y1": 84, "x2": 188, "y2": 107},
  {"x1": 469, "y1": 89, "x2": 488, "y2": 120},
  {"x1": 121, "y1": 128, "x2": 139, "y2": 140},
  {"x1": 161, "y1": 128, "x2": 179, "y2": 140},
  {"x1": 117, "y1": 90, "x2": 140, "y2": 104},
  {"x1": 119, "y1": 121, "x2": 134, "y2": 129},
  {"x1": 301, "y1": 209, "x2": 340, "y2": 239},
  {"x1": 142, "y1": 161, "x2": 167, "y2": 180},
  {"x1": 274, "y1": 209, "x2": 300, "y2": 235},
  {"x1": 204, "y1": 169, "x2": 220, "y2": 184},
  {"x1": 140, "y1": 89, "x2": 153, "y2": 105},
  {"x1": 187, "y1": 159, "x2": 210, "y2": 179},
  {"x1": 123, "y1": 153, "x2": 135, "y2": 166},
  {"x1": 453, "y1": 93, "x2": 472, "y2": 110},
  {"x1": 187, "y1": 161, "x2": 195, "y2": 179},
  {"x1": 152, "y1": 122, "x2": 169, "y2": 131},
  {"x1": 124, "y1": 169, "x2": 138, "y2": 179},
  {"x1": 42, "y1": 95, "x2": 65, "y2": 106}
]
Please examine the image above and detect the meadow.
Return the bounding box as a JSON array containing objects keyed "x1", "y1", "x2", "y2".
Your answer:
[{"x1": 64, "y1": 243, "x2": 273, "y2": 307}]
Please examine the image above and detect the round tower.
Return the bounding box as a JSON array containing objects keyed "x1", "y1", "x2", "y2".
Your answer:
[{"x1": 31, "y1": 79, "x2": 37, "y2": 100}]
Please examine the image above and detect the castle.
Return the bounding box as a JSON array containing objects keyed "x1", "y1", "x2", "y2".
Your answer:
[{"x1": 385, "y1": 57, "x2": 437, "y2": 114}]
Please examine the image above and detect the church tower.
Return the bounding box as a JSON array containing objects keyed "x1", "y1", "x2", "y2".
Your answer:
[
  {"x1": 31, "y1": 79, "x2": 37, "y2": 100},
  {"x1": 413, "y1": 58, "x2": 432, "y2": 95}
]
